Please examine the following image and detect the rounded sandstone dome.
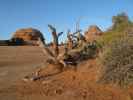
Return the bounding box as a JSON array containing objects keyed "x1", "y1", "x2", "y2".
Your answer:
[{"x1": 12, "y1": 28, "x2": 44, "y2": 41}]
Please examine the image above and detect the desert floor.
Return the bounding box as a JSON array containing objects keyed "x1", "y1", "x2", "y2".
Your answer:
[
  {"x1": 0, "y1": 46, "x2": 132, "y2": 100},
  {"x1": 0, "y1": 46, "x2": 46, "y2": 100}
]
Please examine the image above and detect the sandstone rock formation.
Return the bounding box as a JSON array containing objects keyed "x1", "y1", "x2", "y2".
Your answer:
[
  {"x1": 84, "y1": 25, "x2": 103, "y2": 42},
  {"x1": 11, "y1": 28, "x2": 44, "y2": 45},
  {"x1": 12, "y1": 28, "x2": 44, "y2": 41}
]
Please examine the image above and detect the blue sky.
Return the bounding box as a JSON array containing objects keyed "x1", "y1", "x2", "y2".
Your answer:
[{"x1": 0, "y1": 0, "x2": 133, "y2": 42}]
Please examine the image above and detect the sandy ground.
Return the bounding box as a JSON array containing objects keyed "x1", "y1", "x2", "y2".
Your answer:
[
  {"x1": 0, "y1": 46, "x2": 132, "y2": 100},
  {"x1": 0, "y1": 46, "x2": 46, "y2": 100}
]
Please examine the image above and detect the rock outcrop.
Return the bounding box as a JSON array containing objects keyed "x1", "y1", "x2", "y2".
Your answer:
[
  {"x1": 11, "y1": 28, "x2": 44, "y2": 45},
  {"x1": 12, "y1": 28, "x2": 44, "y2": 41},
  {"x1": 84, "y1": 25, "x2": 103, "y2": 42}
]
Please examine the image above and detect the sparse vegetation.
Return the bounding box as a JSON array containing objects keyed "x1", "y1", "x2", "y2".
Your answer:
[
  {"x1": 98, "y1": 12, "x2": 133, "y2": 46},
  {"x1": 98, "y1": 13, "x2": 133, "y2": 87},
  {"x1": 99, "y1": 35, "x2": 133, "y2": 86}
]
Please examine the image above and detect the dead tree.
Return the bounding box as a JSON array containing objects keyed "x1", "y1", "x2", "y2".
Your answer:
[
  {"x1": 39, "y1": 25, "x2": 85, "y2": 65},
  {"x1": 48, "y1": 25, "x2": 63, "y2": 58},
  {"x1": 37, "y1": 25, "x2": 64, "y2": 65},
  {"x1": 38, "y1": 37, "x2": 55, "y2": 60},
  {"x1": 30, "y1": 25, "x2": 64, "y2": 80},
  {"x1": 67, "y1": 30, "x2": 73, "y2": 49}
]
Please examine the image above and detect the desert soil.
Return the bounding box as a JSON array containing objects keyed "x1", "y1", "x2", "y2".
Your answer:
[
  {"x1": 0, "y1": 46, "x2": 132, "y2": 100},
  {"x1": 0, "y1": 46, "x2": 46, "y2": 100}
]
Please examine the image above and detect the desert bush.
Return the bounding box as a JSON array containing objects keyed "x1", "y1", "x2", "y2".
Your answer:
[
  {"x1": 97, "y1": 12, "x2": 133, "y2": 47},
  {"x1": 80, "y1": 41, "x2": 98, "y2": 59},
  {"x1": 112, "y1": 12, "x2": 130, "y2": 32},
  {"x1": 99, "y1": 35, "x2": 133, "y2": 87},
  {"x1": 63, "y1": 40, "x2": 99, "y2": 65}
]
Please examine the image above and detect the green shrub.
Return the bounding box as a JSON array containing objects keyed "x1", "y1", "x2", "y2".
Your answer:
[
  {"x1": 63, "y1": 41, "x2": 99, "y2": 65},
  {"x1": 80, "y1": 41, "x2": 98, "y2": 59},
  {"x1": 97, "y1": 12, "x2": 133, "y2": 47},
  {"x1": 99, "y1": 35, "x2": 133, "y2": 87}
]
